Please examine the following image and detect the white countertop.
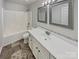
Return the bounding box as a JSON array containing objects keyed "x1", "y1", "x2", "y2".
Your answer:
[{"x1": 28, "y1": 27, "x2": 78, "y2": 59}]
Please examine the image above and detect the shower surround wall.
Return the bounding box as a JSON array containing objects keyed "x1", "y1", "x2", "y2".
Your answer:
[{"x1": 2, "y1": 1, "x2": 28, "y2": 47}]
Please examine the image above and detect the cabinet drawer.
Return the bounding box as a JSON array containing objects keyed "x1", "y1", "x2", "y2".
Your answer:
[{"x1": 38, "y1": 43, "x2": 49, "y2": 59}]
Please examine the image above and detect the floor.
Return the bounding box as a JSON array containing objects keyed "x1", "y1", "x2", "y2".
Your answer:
[{"x1": 0, "y1": 39, "x2": 36, "y2": 59}]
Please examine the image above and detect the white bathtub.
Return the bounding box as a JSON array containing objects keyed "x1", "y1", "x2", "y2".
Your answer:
[{"x1": 2, "y1": 31, "x2": 27, "y2": 47}]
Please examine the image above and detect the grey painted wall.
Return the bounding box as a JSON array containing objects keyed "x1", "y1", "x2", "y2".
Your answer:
[
  {"x1": 0, "y1": 0, "x2": 3, "y2": 47},
  {"x1": 29, "y1": 0, "x2": 78, "y2": 40}
]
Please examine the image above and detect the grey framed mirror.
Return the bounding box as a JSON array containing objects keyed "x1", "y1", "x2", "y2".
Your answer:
[
  {"x1": 49, "y1": 0, "x2": 73, "y2": 29},
  {"x1": 37, "y1": 6, "x2": 47, "y2": 23}
]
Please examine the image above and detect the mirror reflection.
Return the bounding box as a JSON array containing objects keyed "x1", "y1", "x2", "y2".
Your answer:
[
  {"x1": 49, "y1": 0, "x2": 73, "y2": 29},
  {"x1": 37, "y1": 6, "x2": 47, "y2": 23}
]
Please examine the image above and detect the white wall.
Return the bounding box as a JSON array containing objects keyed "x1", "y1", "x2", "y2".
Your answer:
[
  {"x1": 2, "y1": 1, "x2": 28, "y2": 36},
  {"x1": 3, "y1": 1, "x2": 27, "y2": 11},
  {"x1": 2, "y1": 1, "x2": 28, "y2": 46},
  {"x1": 0, "y1": 0, "x2": 3, "y2": 47},
  {"x1": 0, "y1": 0, "x2": 3, "y2": 53},
  {"x1": 3, "y1": 10, "x2": 27, "y2": 36},
  {"x1": 29, "y1": 0, "x2": 78, "y2": 41}
]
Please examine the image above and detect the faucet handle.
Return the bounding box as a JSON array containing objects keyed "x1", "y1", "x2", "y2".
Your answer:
[{"x1": 45, "y1": 31, "x2": 50, "y2": 35}]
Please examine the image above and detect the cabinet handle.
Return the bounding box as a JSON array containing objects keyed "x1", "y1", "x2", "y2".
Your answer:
[
  {"x1": 38, "y1": 50, "x2": 40, "y2": 52},
  {"x1": 45, "y1": 39, "x2": 47, "y2": 40},
  {"x1": 36, "y1": 47, "x2": 38, "y2": 49}
]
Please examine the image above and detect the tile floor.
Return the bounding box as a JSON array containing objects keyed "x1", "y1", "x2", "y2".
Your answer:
[{"x1": 0, "y1": 39, "x2": 36, "y2": 59}]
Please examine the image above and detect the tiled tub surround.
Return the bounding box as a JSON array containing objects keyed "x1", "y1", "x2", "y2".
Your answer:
[
  {"x1": 0, "y1": 39, "x2": 35, "y2": 59},
  {"x1": 28, "y1": 27, "x2": 78, "y2": 59}
]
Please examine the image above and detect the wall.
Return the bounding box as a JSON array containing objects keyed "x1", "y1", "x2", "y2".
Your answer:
[
  {"x1": 3, "y1": 1, "x2": 28, "y2": 35},
  {"x1": 3, "y1": 10, "x2": 27, "y2": 36},
  {"x1": 0, "y1": 0, "x2": 3, "y2": 53},
  {"x1": 0, "y1": 0, "x2": 3, "y2": 46},
  {"x1": 3, "y1": 1, "x2": 27, "y2": 11},
  {"x1": 2, "y1": 1, "x2": 28, "y2": 46},
  {"x1": 29, "y1": 0, "x2": 78, "y2": 41}
]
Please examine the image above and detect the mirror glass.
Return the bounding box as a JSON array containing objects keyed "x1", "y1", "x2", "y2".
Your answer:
[
  {"x1": 37, "y1": 6, "x2": 47, "y2": 23},
  {"x1": 49, "y1": 0, "x2": 73, "y2": 29}
]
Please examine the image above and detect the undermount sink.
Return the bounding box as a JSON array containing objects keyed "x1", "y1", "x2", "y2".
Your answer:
[
  {"x1": 41, "y1": 33, "x2": 52, "y2": 41},
  {"x1": 45, "y1": 31, "x2": 51, "y2": 35}
]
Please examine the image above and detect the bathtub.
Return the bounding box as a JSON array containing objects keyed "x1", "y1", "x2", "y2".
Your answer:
[{"x1": 2, "y1": 31, "x2": 27, "y2": 47}]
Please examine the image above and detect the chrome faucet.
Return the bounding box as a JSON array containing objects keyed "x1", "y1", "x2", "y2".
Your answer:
[{"x1": 45, "y1": 31, "x2": 50, "y2": 35}]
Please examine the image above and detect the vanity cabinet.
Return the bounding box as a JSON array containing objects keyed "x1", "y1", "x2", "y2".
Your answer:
[
  {"x1": 29, "y1": 36, "x2": 33, "y2": 50},
  {"x1": 49, "y1": 54, "x2": 56, "y2": 59},
  {"x1": 38, "y1": 43, "x2": 49, "y2": 59},
  {"x1": 28, "y1": 27, "x2": 77, "y2": 59},
  {"x1": 29, "y1": 35, "x2": 49, "y2": 59}
]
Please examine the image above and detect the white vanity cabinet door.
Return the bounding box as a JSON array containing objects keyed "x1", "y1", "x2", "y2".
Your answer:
[
  {"x1": 31, "y1": 36, "x2": 39, "y2": 59},
  {"x1": 29, "y1": 35, "x2": 49, "y2": 59},
  {"x1": 38, "y1": 44, "x2": 49, "y2": 59},
  {"x1": 29, "y1": 36, "x2": 33, "y2": 50},
  {"x1": 29, "y1": 36, "x2": 38, "y2": 59},
  {"x1": 38, "y1": 49, "x2": 49, "y2": 59},
  {"x1": 32, "y1": 42, "x2": 38, "y2": 59}
]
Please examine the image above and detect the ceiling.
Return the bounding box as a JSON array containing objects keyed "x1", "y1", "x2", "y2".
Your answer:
[{"x1": 5, "y1": 0, "x2": 39, "y2": 6}]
